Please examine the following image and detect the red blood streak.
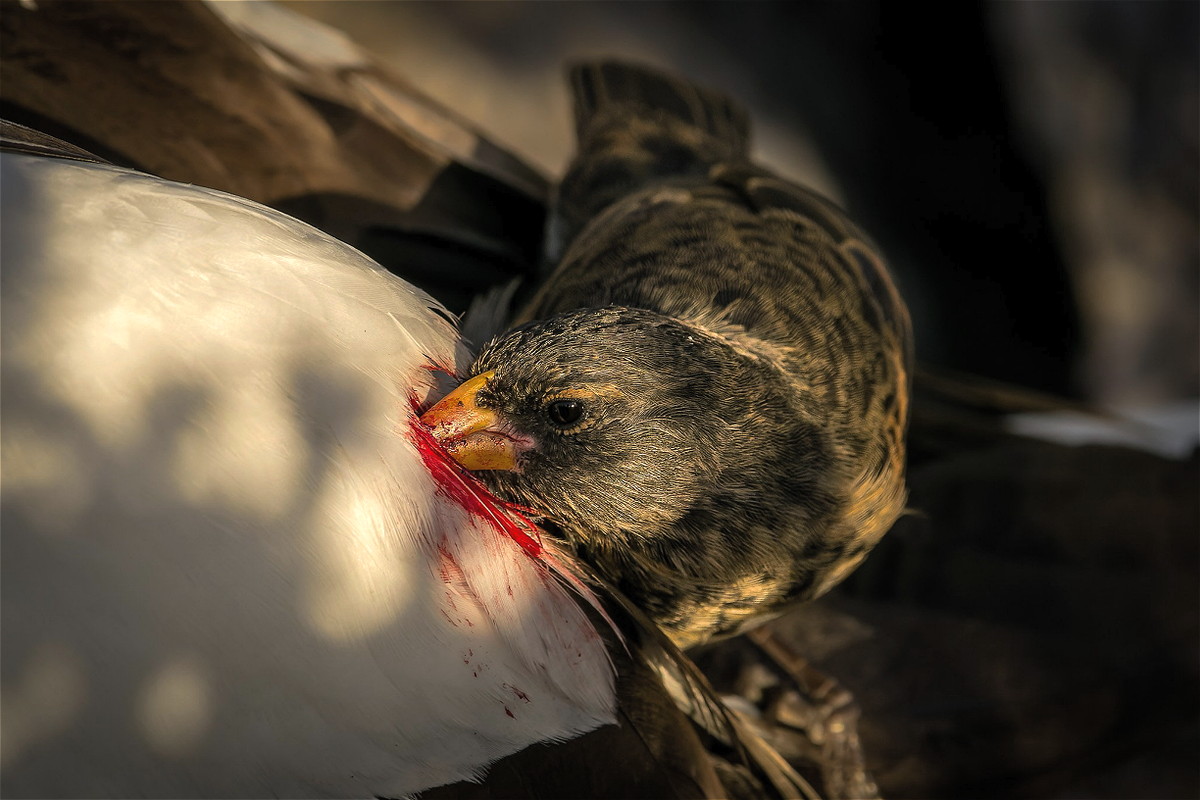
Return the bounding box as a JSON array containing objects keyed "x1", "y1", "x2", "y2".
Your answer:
[
  {"x1": 407, "y1": 395, "x2": 542, "y2": 559},
  {"x1": 504, "y1": 707, "x2": 515, "y2": 719},
  {"x1": 405, "y1": 392, "x2": 624, "y2": 646},
  {"x1": 422, "y1": 361, "x2": 458, "y2": 378},
  {"x1": 437, "y1": 542, "x2": 467, "y2": 585}
]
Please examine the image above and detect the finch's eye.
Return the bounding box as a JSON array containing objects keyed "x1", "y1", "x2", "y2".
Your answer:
[{"x1": 546, "y1": 399, "x2": 584, "y2": 428}]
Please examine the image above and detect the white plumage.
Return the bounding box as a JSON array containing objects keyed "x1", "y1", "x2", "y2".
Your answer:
[{"x1": 0, "y1": 152, "x2": 616, "y2": 797}]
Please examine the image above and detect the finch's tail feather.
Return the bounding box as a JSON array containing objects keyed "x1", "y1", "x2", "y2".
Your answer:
[
  {"x1": 568, "y1": 61, "x2": 750, "y2": 158},
  {"x1": 546, "y1": 61, "x2": 751, "y2": 266}
]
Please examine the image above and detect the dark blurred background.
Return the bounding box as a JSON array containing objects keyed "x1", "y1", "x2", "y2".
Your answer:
[{"x1": 290, "y1": 0, "x2": 1198, "y2": 408}]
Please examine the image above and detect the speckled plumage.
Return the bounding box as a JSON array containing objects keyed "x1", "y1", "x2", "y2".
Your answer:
[{"x1": 442, "y1": 61, "x2": 913, "y2": 648}]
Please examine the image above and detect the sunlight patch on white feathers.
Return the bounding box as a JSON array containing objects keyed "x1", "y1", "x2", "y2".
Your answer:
[
  {"x1": 137, "y1": 657, "x2": 212, "y2": 758},
  {"x1": 0, "y1": 642, "x2": 86, "y2": 769},
  {"x1": 172, "y1": 379, "x2": 305, "y2": 520},
  {"x1": 1, "y1": 153, "x2": 617, "y2": 796},
  {"x1": 0, "y1": 426, "x2": 94, "y2": 533},
  {"x1": 301, "y1": 413, "x2": 423, "y2": 643}
]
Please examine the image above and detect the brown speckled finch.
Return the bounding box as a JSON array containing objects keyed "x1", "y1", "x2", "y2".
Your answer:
[{"x1": 423, "y1": 61, "x2": 913, "y2": 649}]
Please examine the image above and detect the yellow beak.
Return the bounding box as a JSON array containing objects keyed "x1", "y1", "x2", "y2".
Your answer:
[{"x1": 419, "y1": 371, "x2": 523, "y2": 471}]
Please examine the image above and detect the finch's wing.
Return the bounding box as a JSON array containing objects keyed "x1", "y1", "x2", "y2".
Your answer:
[{"x1": 708, "y1": 161, "x2": 915, "y2": 374}]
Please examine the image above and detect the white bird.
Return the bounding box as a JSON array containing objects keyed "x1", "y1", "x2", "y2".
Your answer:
[{"x1": 0, "y1": 145, "x2": 617, "y2": 797}]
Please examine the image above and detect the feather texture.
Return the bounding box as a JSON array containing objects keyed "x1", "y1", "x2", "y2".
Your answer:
[
  {"x1": 0, "y1": 152, "x2": 615, "y2": 797},
  {"x1": 429, "y1": 61, "x2": 913, "y2": 648}
]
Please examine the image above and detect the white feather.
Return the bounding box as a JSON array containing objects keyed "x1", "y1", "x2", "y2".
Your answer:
[{"x1": 0, "y1": 153, "x2": 616, "y2": 797}]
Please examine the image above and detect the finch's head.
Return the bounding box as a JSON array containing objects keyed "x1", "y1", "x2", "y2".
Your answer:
[{"x1": 420, "y1": 306, "x2": 791, "y2": 548}]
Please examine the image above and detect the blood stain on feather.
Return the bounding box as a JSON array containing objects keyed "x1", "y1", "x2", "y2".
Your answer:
[
  {"x1": 407, "y1": 394, "x2": 543, "y2": 558},
  {"x1": 407, "y1": 394, "x2": 622, "y2": 646},
  {"x1": 504, "y1": 683, "x2": 531, "y2": 704},
  {"x1": 436, "y1": 542, "x2": 468, "y2": 585},
  {"x1": 422, "y1": 361, "x2": 459, "y2": 378}
]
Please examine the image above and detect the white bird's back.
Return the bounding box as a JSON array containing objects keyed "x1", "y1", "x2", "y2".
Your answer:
[{"x1": 0, "y1": 153, "x2": 616, "y2": 797}]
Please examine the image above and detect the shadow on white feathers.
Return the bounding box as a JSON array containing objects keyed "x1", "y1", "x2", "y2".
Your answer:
[{"x1": 0, "y1": 153, "x2": 616, "y2": 797}]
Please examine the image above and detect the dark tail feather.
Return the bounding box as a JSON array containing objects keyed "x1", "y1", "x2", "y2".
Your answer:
[
  {"x1": 546, "y1": 61, "x2": 751, "y2": 266},
  {"x1": 569, "y1": 61, "x2": 750, "y2": 158}
]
